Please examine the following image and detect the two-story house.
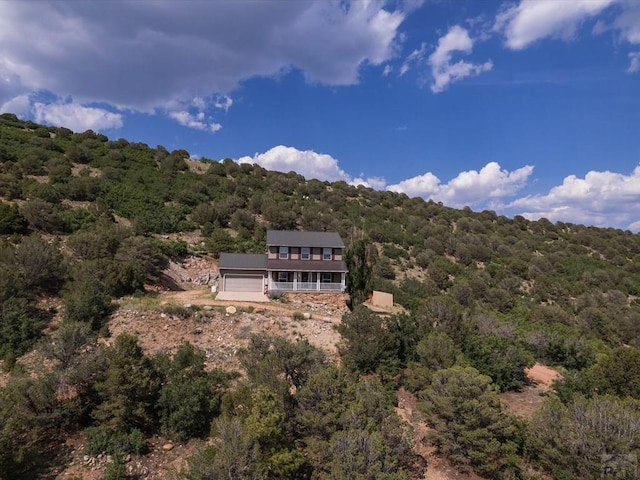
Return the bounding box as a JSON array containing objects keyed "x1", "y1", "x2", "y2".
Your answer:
[{"x1": 217, "y1": 230, "x2": 348, "y2": 296}]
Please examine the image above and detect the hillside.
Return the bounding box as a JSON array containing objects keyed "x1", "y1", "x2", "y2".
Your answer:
[{"x1": 2, "y1": 113, "x2": 640, "y2": 479}]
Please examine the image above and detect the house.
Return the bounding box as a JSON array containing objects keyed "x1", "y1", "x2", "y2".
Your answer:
[{"x1": 217, "y1": 230, "x2": 348, "y2": 296}]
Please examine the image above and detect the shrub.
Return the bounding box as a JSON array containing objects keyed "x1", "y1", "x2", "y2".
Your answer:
[
  {"x1": 0, "y1": 201, "x2": 28, "y2": 234},
  {"x1": 161, "y1": 303, "x2": 191, "y2": 319},
  {"x1": 84, "y1": 425, "x2": 147, "y2": 456},
  {"x1": 63, "y1": 278, "x2": 114, "y2": 330}
]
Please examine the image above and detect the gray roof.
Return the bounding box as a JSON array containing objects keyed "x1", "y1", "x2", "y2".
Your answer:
[
  {"x1": 267, "y1": 230, "x2": 345, "y2": 248},
  {"x1": 266, "y1": 259, "x2": 348, "y2": 273},
  {"x1": 218, "y1": 253, "x2": 267, "y2": 270}
]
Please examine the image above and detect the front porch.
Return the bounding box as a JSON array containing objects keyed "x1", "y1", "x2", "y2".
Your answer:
[{"x1": 267, "y1": 271, "x2": 346, "y2": 293}]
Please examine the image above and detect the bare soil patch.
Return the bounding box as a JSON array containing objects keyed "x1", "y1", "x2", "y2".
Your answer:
[{"x1": 500, "y1": 363, "x2": 561, "y2": 420}]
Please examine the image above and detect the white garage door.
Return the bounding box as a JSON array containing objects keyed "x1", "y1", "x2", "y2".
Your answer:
[{"x1": 223, "y1": 274, "x2": 264, "y2": 292}]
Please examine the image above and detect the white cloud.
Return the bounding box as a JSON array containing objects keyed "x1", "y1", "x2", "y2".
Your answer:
[
  {"x1": 32, "y1": 102, "x2": 122, "y2": 132},
  {"x1": 400, "y1": 42, "x2": 427, "y2": 76},
  {"x1": 214, "y1": 95, "x2": 233, "y2": 112},
  {"x1": 352, "y1": 176, "x2": 387, "y2": 190},
  {"x1": 507, "y1": 166, "x2": 640, "y2": 231},
  {"x1": 237, "y1": 145, "x2": 387, "y2": 189},
  {"x1": 629, "y1": 220, "x2": 640, "y2": 232},
  {"x1": 428, "y1": 26, "x2": 493, "y2": 93},
  {"x1": 0, "y1": 0, "x2": 407, "y2": 117},
  {"x1": 382, "y1": 65, "x2": 393, "y2": 76},
  {"x1": 628, "y1": 52, "x2": 640, "y2": 73},
  {"x1": 237, "y1": 145, "x2": 640, "y2": 231},
  {"x1": 495, "y1": 0, "x2": 616, "y2": 50},
  {"x1": 238, "y1": 145, "x2": 351, "y2": 183},
  {"x1": 168, "y1": 111, "x2": 221, "y2": 132},
  {"x1": 614, "y1": 1, "x2": 640, "y2": 44},
  {"x1": 388, "y1": 162, "x2": 534, "y2": 207},
  {"x1": 0, "y1": 94, "x2": 31, "y2": 117}
]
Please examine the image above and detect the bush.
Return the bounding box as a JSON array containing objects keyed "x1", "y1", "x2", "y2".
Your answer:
[
  {"x1": 103, "y1": 456, "x2": 128, "y2": 480},
  {"x1": 157, "y1": 343, "x2": 232, "y2": 441},
  {"x1": 0, "y1": 201, "x2": 28, "y2": 234},
  {"x1": 0, "y1": 297, "x2": 44, "y2": 357},
  {"x1": 63, "y1": 278, "x2": 114, "y2": 330},
  {"x1": 160, "y1": 303, "x2": 192, "y2": 319},
  {"x1": 84, "y1": 425, "x2": 147, "y2": 456}
]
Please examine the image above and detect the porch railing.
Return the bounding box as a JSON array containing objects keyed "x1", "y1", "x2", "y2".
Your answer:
[{"x1": 270, "y1": 282, "x2": 343, "y2": 292}]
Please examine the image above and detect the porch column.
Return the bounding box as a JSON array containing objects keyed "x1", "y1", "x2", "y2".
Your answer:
[
  {"x1": 316, "y1": 272, "x2": 320, "y2": 291},
  {"x1": 293, "y1": 272, "x2": 298, "y2": 291},
  {"x1": 341, "y1": 272, "x2": 346, "y2": 291}
]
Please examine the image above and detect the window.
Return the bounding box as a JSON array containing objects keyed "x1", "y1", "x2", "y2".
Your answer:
[
  {"x1": 278, "y1": 272, "x2": 288, "y2": 282},
  {"x1": 301, "y1": 247, "x2": 310, "y2": 260},
  {"x1": 279, "y1": 246, "x2": 289, "y2": 259},
  {"x1": 321, "y1": 272, "x2": 332, "y2": 283},
  {"x1": 323, "y1": 247, "x2": 332, "y2": 260}
]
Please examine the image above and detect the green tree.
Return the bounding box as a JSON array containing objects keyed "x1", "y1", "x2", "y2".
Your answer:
[
  {"x1": 419, "y1": 366, "x2": 521, "y2": 477},
  {"x1": 337, "y1": 306, "x2": 400, "y2": 374},
  {"x1": 63, "y1": 277, "x2": 114, "y2": 330},
  {"x1": 0, "y1": 200, "x2": 28, "y2": 234},
  {"x1": 239, "y1": 334, "x2": 326, "y2": 393},
  {"x1": 186, "y1": 416, "x2": 260, "y2": 480},
  {"x1": 415, "y1": 330, "x2": 462, "y2": 371},
  {"x1": 527, "y1": 395, "x2": 640, "y2": 479},
  {"x1": 344, "y1": 238, "x2": 374, "y2": 306},
  {"x1": 12, "y1": 234, "x2": 66, "y2": 292},
  {"x1": 157, "y1": 342, "x2": 232, "y2": 441},
  {"x1": 92, "y1": 334, "x2": 161, "y2": 433},
  {"x1": 0, "y1": 297, "x2": 43, "y2": 357},
  {"x1": 42, "y1": 321, "x2": 94, "y2": 370},
  {"x1": 463, "y1": 334, "x2": 535, "y2": 392}
]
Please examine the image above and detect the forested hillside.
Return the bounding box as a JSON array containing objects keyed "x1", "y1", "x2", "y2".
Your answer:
[{"x1": 2, "y1": 113, "x2": 640, "y2": 479}]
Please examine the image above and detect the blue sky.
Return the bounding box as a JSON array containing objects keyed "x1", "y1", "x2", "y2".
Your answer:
[{"x1": 1, "y1": 0, "x2": 640, "y2": 230}]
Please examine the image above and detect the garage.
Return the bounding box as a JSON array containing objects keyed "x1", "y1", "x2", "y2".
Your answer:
[{"x1": 223, "y1": 274, "x2": 264, "y2": 292}]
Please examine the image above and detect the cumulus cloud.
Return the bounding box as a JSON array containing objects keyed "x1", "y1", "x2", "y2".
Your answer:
[
  {"x1": 236, "y1": 145, "x2": 640, "y2": 231},
  {"x1": 507, "y1": 166, "x2": 640, "y2": 231},
  {"x1": 168, "y1": 111, "x2": 221, "y2": 132},
  {"x1": 32, "y1": 102, "x2": 123, "y2": 132},
  {"x1": 0, "y1": 0, "x2": 407, "y2": 119},
  {"x1": 0, "y1": 94, "x2": 31, "y2": 117},
  {"x1": 495, "y1": 0, "x2": 616, "y2": 50},
  {"x1": 237, "y1": 145, "x2": 386, "y2": 189},
  {"x1": 238, "y1": 145, "x2": 351, "y2": 183},
  {"x1": 428, "y1": 26, "x2": 493, "y2": 93},
  {"x1": 351, "y1": 176, "x2": 388, "y2": 190},
  {"x1": 388, "y1": 162, "x2": 534, "y2": 207}
]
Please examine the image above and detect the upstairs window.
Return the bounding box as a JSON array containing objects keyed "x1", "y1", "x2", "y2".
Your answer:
[
  {"x1": 279, "y1": 246, "x2": 289, "y2": 259},
  {"x1": 323, "y1": 247, "x2": 332, "y2": 261},
  {"x1": 301, "y1": 247, "x2": 310, "y2": 260}
]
